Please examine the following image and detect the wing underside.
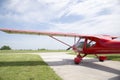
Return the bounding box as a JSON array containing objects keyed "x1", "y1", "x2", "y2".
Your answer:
[
  {"x1": 0, "y1": 28, "x2": 118, "y2": 40},
  {"x1": 0, "y1": 28, "x2": 86, "y2": 37}
]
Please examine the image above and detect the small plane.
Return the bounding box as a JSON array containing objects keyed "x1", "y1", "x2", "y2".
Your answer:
[{"x1": 0, "y1": 28, "x2": 120, "y2": 64}]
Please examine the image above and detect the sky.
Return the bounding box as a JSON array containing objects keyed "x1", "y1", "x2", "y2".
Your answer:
[{"x1": 0, "y1": 0, "x2": 120, "y2": 50}]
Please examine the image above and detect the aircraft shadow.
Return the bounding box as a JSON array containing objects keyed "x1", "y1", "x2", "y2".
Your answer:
[
  {"x1": 46, "y1": 59, "x2": 120, "y2": 75},
  {"x1": 80, "y1": 60, "x2": 120, "y2": 75},
  {"x1": 0, "y1": 61, "x2": 47, "y2": 67},
  {"x1": 108, "y1": 76, "x2": 120, "y2": 80}
]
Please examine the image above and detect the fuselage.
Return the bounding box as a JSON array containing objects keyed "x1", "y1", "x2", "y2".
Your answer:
[{"x1": 76, "y1": 38, "x2": 120, "y2": 54}]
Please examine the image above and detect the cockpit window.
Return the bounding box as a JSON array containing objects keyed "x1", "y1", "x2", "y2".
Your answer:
[
  {"x1": 75, "y1": 42, "x2": 84, "y2": 51},
  {"x1": 74, "y1": 38, "x2": 96, "y2": 51},
  {"x1": 87, "y1": 39, "x2": 96, "y2": 48},
  {"x1": 74, "y1": 38, "x2": 85, "y2": 51}
]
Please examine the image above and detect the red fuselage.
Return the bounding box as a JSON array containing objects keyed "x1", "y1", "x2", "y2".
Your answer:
[{"x1": 77, "y1": 38, "x2": 120, "y2": 54}]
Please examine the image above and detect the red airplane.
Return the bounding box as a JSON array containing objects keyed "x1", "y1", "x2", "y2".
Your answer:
[{"x1": 0, "y1": 28, "x2": 120, "y2": 64}]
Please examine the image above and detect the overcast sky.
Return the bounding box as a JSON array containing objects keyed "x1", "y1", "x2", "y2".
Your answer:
[{"x1": 0, "y1": 0, "x2": 120, "y2": 50}]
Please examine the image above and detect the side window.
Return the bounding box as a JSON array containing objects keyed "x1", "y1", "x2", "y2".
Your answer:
[{"x1": 87, "y1": 39, "x2": 96, "y2": 48}]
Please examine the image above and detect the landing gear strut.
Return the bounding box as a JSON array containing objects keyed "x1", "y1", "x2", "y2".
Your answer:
[
  {"x1": 74, "y1": 53, "x2": 87, "y2": 64},
  {"x1": 95, "y1": 54, "x2": 107, "y2": 62}
]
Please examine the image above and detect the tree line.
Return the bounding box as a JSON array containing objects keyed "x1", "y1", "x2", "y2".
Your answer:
[{"x1": 0, "y1": 45, "x2": 11, "y2": 50}]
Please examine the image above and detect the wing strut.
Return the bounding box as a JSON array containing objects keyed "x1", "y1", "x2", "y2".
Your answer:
[{"x1": 49, "y1": 36, "x2": 71, "y2": 47}]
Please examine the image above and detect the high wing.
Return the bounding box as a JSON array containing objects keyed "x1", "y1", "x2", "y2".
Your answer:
[
  {"x1": 0, "y1": 28, "x2": 118, "y2": 39},
  {"x1": 0, "y1": 28, "x2": 88, "y2": 37}
]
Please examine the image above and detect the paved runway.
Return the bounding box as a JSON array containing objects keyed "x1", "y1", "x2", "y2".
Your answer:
[{"x1": 39, "y1": 52, "x2": 120, "y2": 80}]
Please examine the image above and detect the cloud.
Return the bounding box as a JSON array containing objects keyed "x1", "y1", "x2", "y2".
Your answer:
[
  {"x1": 0, "y1": 0, "x2": 120, "y2": 33},
  {"x1": 49, "y1": 0, "x2": 120, "y2": 35},
  {"x1": 0, "y1": 0, "x2": 72, "y2": 23},
  {"x1": 51, "y1": 14, "x2": 120, "y2": 35}
]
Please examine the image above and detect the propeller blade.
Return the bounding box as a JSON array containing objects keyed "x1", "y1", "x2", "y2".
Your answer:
[{"x1": 66, "y1": 46, "x2": 72, "y2": 50}]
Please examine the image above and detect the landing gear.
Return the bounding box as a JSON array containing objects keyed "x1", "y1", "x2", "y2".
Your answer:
[
  {"x1": 95, "y1": 54, "x2": 107, "y2": 62},
  {"x1": 98, "y1": 56, "x2": 107, "y2": 62},
  {"x1": 74, "y1": 53, "x2": 87, "y2": 64},
  {"x1": 74, "y1": 56, "x2": 82, "y2": 64},
  {"x1": 74, "y1": 53, "x2": 107, "y2": 64}
]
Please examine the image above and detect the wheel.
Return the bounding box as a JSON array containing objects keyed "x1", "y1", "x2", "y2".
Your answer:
[
  {"x1": 99, "y1": 56, "x2": 107, "y2": 62},
  {"x1": 99, "y1": 59, "x2": 104, "y2": 62},
  {"x1": 74, "y1": 57, "x2": 82, "y2": 64}
]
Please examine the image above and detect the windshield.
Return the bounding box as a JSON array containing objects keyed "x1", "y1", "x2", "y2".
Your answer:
[{"x1": 75, "y1": 38, "x2": 96, "y2": 51}]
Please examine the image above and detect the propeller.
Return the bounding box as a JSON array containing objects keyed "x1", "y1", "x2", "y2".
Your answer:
[
  {"x1": 66, "y1": 46, "x2": 72, "y2": 50},
  {"x1": 66, "y1": 37, "x2": 78, "y2": 50},
  {"x1": 66, "y1": 37, "x2": 81, "y2": 51}
]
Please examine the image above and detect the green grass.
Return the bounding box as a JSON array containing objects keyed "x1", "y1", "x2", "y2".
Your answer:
[
  {"x1": 0, "y1": 50, "x2": 67, "y2": 54},
  {"x1": 0, "y1": 53, "x2": 62, "y2": 80},
  {"x1": 106, "y1": 54, "x2": 120, "y2": 61}
]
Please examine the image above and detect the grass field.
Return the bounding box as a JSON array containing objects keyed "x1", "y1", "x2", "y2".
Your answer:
[
  {"x1": 0, "y1": 53, "x2": 62, "y2": 80},
  {"x1": 0, "y1": 50, "x2": 66, "y2": 53}
]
